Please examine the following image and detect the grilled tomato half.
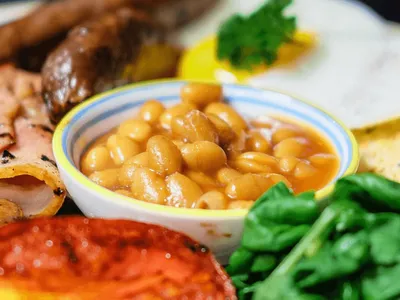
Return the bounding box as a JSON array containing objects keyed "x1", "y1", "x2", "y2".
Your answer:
[{"x1": 0, "y1": 217, "x2": 236, "y2": 299}]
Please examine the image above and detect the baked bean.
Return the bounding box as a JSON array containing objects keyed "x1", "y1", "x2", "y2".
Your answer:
[
  {"x1": 185, "y1": 170, "x2": 218, "y2": 190},
  {"x1": 225, "y1": 130, "x2": 246, "y2": 159},
  {"x1": 246, "y1": 130, "x2": 270, "y2": 153},
  {"x1": 117, "y1": 119, "x2": 152, "y2": 143},
  {"x1": 206, "y1": 113, "x2": 235, "y2": 145},
  {"x1": 228, "y1": 200, "x2": 255, "y2": 210},
  {"x1": 204, "y1": 103, "x2": 247, "y2": 134},
  {"x1": 294, "y1": 161, "x2": 317, "y2": 179},
  {"x1": 106, "y1": 134, "x2": 140, "y2": 166},
  {"x1": 309, "y1": 153, "x2": 337, "y2": 166},
  {"x1": 165, "y1": 173, "x2": 203, "y2": 208},
  {"x1": 181, "y1": 141, "x2": 227, "y2": 172},
  {"x1": 131, "y1": 168, "x2": 168, "y2": 205},
  {"x1": 114, "y1": 189, "x2": 133, "y2": 197},
  {"x1": 171, "y1": 110, "x2": 218, "y2": 143},
  {"x1": 272, "y1": 125, "x2": 301, "y2": 144},
  {"x1": 273, "y1": 137, "x2": 309, "y2": 158},
  {"x1": 216, "y1": 168, "x2": 242, "y2": 185},
  {"x1": 232, "y1": 152, "x2": 278, "y2": 173},
  {"x1": 261, "y1": 173, "x2": 292, "y2": 188},
  {"x1": 83, "y1": 83, "x2": 339, "y2": 208},
  {"x1": 181, "y1": 82, "x2": 223, "y2": 108},
  {"x1": 232, "y1": 160, "x2": 273, "y2": 174},
  {"x1": 118, "y1": 152, "x2": 150, "y2": 186},
  {"x1": 139, "y1": 100, "x2": 165, "y2": 124},
  {"x1": 196, "y1": 191, "x2": 227, "y2": 210},
  {"x1": 89, "y1": 169, "x2": 119, "y2": 189},
  {"x1": 126, "y1": 152, "x2": 149, "y2": 168},
  {"x1": 159, "y1": 103, "x2": 195, "y2": 130},
  {"x1": 279, "y1": 156, "x2": 300, "y2": 174},
  {"x1": 225, "y1": 174, "x2": 273, "y2": 200},
  {"x1": 147, "y1": 135, "x2": 182, "y2": 176},
  {"x1": 81, "y1": 146, "x2": 113, "y2": 175},
  {"x1": 172, "y1": 139, "x2": 185, "y2": 149},
  {"x1": 118, "y1": 165, "x2": 136, "y2": 187}
]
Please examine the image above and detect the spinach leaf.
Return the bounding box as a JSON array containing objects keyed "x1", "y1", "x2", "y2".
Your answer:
[
  {"x1": 369, "y1": 215, "x2": 400, "y2": 265},
  {"x1": 228, "y1": 247, "x2": 255, "y2": 275},
  {"x1": 293, "y1": 231, "x2": 369, "y2": 288},
  {"x1": 228, "y1": 182, "x2": 319, "y2": 299},
  {"x1": 243, "y1": 183, "x2": 319, "y2": 252},
  {"x1": 333, "y1": 173, "x2": 400, "y2": 213},
  {"x1": 253, "y1": 274, "x2": 325, "y2": 300},
  {"x1": 361, "y1": 265, "x2": 400, "y2": 300},
  {"x1": 337, "y1": 280, "x2": 361, "y2": 300},
  {"x1": 251, "y1": 254, "x2": 277, "y2": 273},
  {"x1": 227, "y1": 173, "x2": 400, "y2": 300}
]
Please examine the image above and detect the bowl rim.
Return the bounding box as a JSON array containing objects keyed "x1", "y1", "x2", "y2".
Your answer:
[{"x1": 53, "y1": 79, "x2": 359, "y2": 219}]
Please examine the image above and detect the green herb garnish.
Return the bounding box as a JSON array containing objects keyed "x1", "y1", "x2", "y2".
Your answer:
[
  {"x1": 217, "y1": 0, "x2": 297, "y2": 70},
  {"x1": 228, "y1": 173, "x2": 400, "y2": 299}
]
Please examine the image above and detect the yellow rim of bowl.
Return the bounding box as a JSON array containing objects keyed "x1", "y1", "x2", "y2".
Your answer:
[{"x1": 53, "y1": 79, "x2": 359, "y2": 219}]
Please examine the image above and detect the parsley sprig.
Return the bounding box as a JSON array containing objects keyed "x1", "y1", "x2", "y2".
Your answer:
[{"x1": 217, "y1": 0, "x2": 297, "y2": 70}]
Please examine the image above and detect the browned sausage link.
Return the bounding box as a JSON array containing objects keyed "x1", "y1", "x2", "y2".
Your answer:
[
  {"x1": 0, "y1": 0, "x2": 183, "y2": 62},
  {"x1": 42, "y1": 8, "x2": 162, "y2": 124}
]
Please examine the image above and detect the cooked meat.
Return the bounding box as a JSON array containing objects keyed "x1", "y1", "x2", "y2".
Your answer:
[
  {"x1": 0, "y1": 117, "x2": 65, "y2": 219},
  {"x1": 0, "y1": 65, "x2": 42, "y2": 151},
  {"x1": 1, "y1": 0, "x2": 217, "y2": 65},
  {"x1": 0, "y1": 199, "x2": 23, "y2": 226},
  {"x1": 0, "y1": 66, "x2": 65, "y2": 221},
  {"x1": 42, "y1": 8, "x2": 162, "y2": 124},
  {"x1": 0, "y1": 87, "x2": 19, "y2": 151},
  {"x1": 0, "y1": 0, "x2": 175, "y2": 62}
]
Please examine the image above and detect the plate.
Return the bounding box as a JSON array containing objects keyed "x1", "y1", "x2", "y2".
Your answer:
[{"x1": 173, "y1": 0, "x2": 399, "y2": 128}]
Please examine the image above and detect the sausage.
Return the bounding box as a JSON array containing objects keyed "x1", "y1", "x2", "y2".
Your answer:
[
  {"x1": 0, "y1": 0, "x2": 171, "y2": 62},
  {"x1": 41, "y1": 8, "x2": 162, "y2": 124},
  {"x1": 3, "y1": 0, "x2": 218, "y2": 70},
  {"x1": 0, "y1": 217, "x2": 236, "y2": 299}
]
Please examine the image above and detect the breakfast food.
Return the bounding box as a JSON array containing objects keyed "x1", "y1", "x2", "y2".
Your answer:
[
  {"x1": 41, "y1": 8, "x2": 163, "y2": 124},
  {"x1": 353, "y1": 117, "x2": 400, "y2": 182},
  {"x1": 0, "y1": 0, "x2": 217, "y2": 63},
  {"x1": 0, "y1": 66, "x2": 65, "y2": 224},
  {"x1": 0, "y1": 217, "x2": 236, "y2": 299},
  {"x1": 179, "y1": 31, "x2": 316, "y2": 83},
  {"x1": 42, "y1": 0, "x2": 221, "y2": 124},
  {"x1": 81, "y1": 82, "x2": 339, "y2": 210},
  {"x1": 0, "y1": 65, "x2": 42, "y2": 150},
  {"x1": 228, "y1": 173, "x2": 400, "y2": 299},
  {"x1": 179, "y1": 0, "x2": 316, "y2": 83},
  {"x1": 0, "y1": 0, "x2": 135, "y2": 62}
]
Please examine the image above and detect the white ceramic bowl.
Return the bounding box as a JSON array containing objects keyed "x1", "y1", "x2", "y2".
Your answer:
[{"x1": 53, "y1": 80, "x2": 359, "y2": 263}]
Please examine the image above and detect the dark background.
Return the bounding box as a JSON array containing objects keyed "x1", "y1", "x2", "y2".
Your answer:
[
  {"x1": 0, "y1": 0, "x2": 400, "y2": 23},
  {"x1": 361, "y1": 0, "x2": 400, "y2": 22}
]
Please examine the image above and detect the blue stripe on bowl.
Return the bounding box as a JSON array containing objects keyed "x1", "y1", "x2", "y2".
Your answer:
[{"x1": 61, "y1": 82, "x2": 353, "y2": 179}]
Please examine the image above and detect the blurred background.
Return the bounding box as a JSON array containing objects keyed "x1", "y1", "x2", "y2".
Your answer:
[
  {"x1": 360, "y1": 0, "x2": 400, "y2": 22},
  {"x1": 0, "y1": 0, "x2": 399, "y2": 22},
  {"x1": 0, "y1": 0, "x2": 399, "y2": 129}
]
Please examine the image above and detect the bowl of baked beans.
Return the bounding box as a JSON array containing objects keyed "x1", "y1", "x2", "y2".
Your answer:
[{"x1": 53, "y1": 80, "x2": 359, "y2": 262}]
